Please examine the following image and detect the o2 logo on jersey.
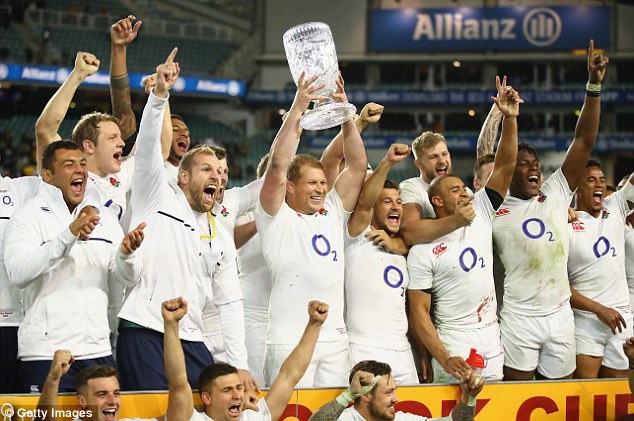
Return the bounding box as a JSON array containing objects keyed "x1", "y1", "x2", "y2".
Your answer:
[
  {"x1": 522, "y1": 218, "x2": 554, "y2": 242},
  {"x1": 383, "y1": 265, "x2": 405, "y2": 297},
  {"x1": 1, "y1": 195, "x2": 14, "y2": 207},
  {"x1": 593, "y1": 236, "x2": 616, "y2": 258},
  {"x1": 459, "y1": 247, "x2": 485, "y2": 273},
  {"x1": 311, "y1": 234, "x2": 338, "y2": 261}
]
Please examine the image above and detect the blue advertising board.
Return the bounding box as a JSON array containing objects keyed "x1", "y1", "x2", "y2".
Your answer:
[
  {"x1": 245, "y1": 88, "x2": 633, "y2": 105},
  {"x1": 0, "y1": 63, "x2": 246, "y2": 97},
  {"x1": 369, "y1": 6, "x2": 610, "y2": 52},
  {"x1": 306, "y1": 134, "x2": 634, "y2": 152}
]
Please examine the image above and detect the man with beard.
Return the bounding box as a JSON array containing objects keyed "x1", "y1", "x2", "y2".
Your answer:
[
  {"x1": 407, "y1": 79, "x2": 521, "y2": 384},
  {"x1": 5, "y1": 140, "x2": 145, "y2": 392},
  {"x1": 257, "y1": 73, "x2": 367, "y2": 387},
  {"x1": 567, "y1": 161, "x2": 634, "y2": 379},
  {"x1": 343, "y1": 143, "x2": 417, "y2": 384},
  {"x1": 308, "y1": 360, "x2": 483, "y2": 421},
  {"x1": 492, "y1": 40, "x2": 608, "y2": 381},
  {"x1": 116, "y1": 49, "x2": 247, "y2": 390},
  {"x1": 200, "y1": 145, "x2": 261, "y2": 376}
]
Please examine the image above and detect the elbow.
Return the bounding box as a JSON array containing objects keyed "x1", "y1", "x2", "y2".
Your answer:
[{"x1": 7, "y1": 270, "x2": 29, "y2": 289}]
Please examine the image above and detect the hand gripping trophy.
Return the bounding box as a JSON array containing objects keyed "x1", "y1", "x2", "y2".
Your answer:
[{"x1": 283, "y1": 22, "x2": 357, "y2": 130}]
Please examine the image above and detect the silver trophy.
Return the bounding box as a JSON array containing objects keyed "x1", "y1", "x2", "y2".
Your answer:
[{"x1": 283, "y1": 22, "x2": 356, "y2": 131}]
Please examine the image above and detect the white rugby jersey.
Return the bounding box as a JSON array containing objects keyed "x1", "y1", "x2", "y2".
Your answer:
[
  {"x1": 344, "y1": 226, "x2": 410, "y2": 350},
  {"x1": 626, "y1": 224, "x2": 634, "y2": 313},
  {"x1": 492, "y1": 168, "x2": 573, "y2": 316},
  {"x1": 408, "y1": 189, "x2": 497, "y2": 329},
  {"x1": 213, "y1": 178, "x2": 263, "y2": 233},
  {"x1": 0, "y1": 176, "x2": 41, "y2": 327},
  {"x1": 256, "y1": 190, "x2": 349, "y2": 344},
  {"x1": 568, "y1": 183, "x2": 634, "y2": 314},
  {"x1": 237, "y1": 211, "x2": 271, "y2": 315},
  {"x1": 399, "y1": 177, "x2": 435, "y2": 218},
  {"x1": 87, "y1": 156, "x2": 134, "y2": 222}
]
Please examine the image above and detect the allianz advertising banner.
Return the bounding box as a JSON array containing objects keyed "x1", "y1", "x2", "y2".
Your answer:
[{"x1": 369, "y1": 6, "x2": 610, "y2": 52}]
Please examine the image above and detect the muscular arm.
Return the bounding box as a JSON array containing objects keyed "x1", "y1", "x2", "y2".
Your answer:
[
  {"x1": 110, "y1": 16, "x2": 141, "y2": 141},
  {"x1": 348, "y1": 144, "x2": 408, "y2": 237},
  {"x1": 163, "y1": 298, "x2": 195, "y2": 421},
  {"x1": 265, "y1": 301, "x2": 327, "y2": 421},
  {"x1": 570, "y1": 286, "x2": 626, "y2": 334},
  {"x1": 407, "y1": 290, "x2": 452, "y2": 373},
  {"x1": 308, "y1": 400, "x2": 347, "y2": 421},
  {"x1": 234, "y1": 221, "x2": 257, "y2": 249},
  {"x1": 260, "y1": 75, "x2": 321, "y2": 216},
  {"x1": 484, "y1": 80, "x2": 522, "y2": 197},
  {"x1": 333, "y1": 117, "x2": 368, "y2": 212},
  {"x1": 438, "y1": 398, "x2": 476, "y2": 421},
  {"x1": 561, "y1": 40, "x2": 607, "y2": 191},
  {"x1": 35, "y1": 52, "x2": 99, "y2": 170},
  {"x1": 401, "y1": 215, "x2": 469, "y2": 246},
  {"x1": 321, "y1": 103, "x2": 383, "y2": 189},
  {"x1": 476, "y1": 104, "x2": 503, "y2": 159}
]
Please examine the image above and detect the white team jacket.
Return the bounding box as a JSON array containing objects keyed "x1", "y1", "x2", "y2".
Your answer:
[
  {"x1": 120, "y1": 91, "x2": 242, "y2": 343},
  {"x1": 4, "y1": 182, "x2": 142, "y2": 360}
]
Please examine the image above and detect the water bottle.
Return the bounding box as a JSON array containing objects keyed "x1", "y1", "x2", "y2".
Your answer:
[{"x1": 465, "y1": 348, "x2": 486, "y2": 386}]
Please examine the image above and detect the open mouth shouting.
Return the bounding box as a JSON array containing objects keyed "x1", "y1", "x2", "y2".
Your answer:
[
  {"x1": 527, "y1": 175, "x2": 539, "y2": 187},
  {"x1": 70, "y1": 177, "x2": 84, "y2": 195},
  {"x1": 113, "y1": 151, "x2": 122, "y2": 166},
  {"x1": 592, "y1": 190, "x2": 603, "y2": 204},
  {"x1": 176, "y1": 137, "x2": 189, "y2": 154},
  {"x1": 386, "y1": 212, "x2": 400, "y2": 228},
  {"x1": 102, "y1": 408, "x2": 117, "y2": 421},
  {"x1": 228, "y1": 402, "x2": 241, "y2": 419},
  {"x1": 436, "y1": 166, "x2": 448, "y2": 176},
  {"x1": 203, "y1": 184, "x2": 217, "y2": 203}
]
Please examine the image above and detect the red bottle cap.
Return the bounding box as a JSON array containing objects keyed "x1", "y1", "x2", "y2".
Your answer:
[{"x1": 466, "y1": 348, "x2": 486, "y2": 369}]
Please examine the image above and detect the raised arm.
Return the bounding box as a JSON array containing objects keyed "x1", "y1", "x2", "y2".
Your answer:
[
  {"x1": 308, "y1": 370, "x2": 380, "y2": 421},
  {"x1": 332, "y1": 75, "x2": 368, "y2": 211},
  {"x1": 141, "y1": 73, "x2": 173, "y2": 161},
  {"x1": 321, "y1": 102, "x2": 383, "y2": 189},
  {"x1": 476, "y1": 104, "x2": 503, "y2": 159},
  {"x1": 110, "y1": 15, "x2": 141, "y2": 141},
  {"x1": 348, "y1": 143, "x2": 409, "y2": 237},
  {"x1": 560, "y1": 40, "x2": 608, "y2": 191},
  {"x1": 260, "y1": 73, "x2": 323, "y2": 216},
  {"x1": 265, "y1": 301, "x2": 328, "y2": 421},
  {"x1": 35, "y1": 52, "x2": 99, "y2": 170},
  {"x1": 34, "y1": 350, "x2": 73, "y2": 421},
  {"x1": 130, "y1": 49, "x2": 179, "y2": 214},
  {"x1": 407, "y1": 289, "x2": 471, "y2": 382},
  {"x1": 162, "y1": 297, "x2": 195, "y2": 421},
  {"x1": 484, "y1": 76, "x2": 522, "y2": 198}
]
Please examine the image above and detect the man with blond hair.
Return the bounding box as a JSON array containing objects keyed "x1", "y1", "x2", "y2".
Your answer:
[
  {"x1": 258, "y1": 73, "x2": 367, "y2": 387},
  {"x1": 116, "y1": 49, "x2": 248, "y2": 390}
]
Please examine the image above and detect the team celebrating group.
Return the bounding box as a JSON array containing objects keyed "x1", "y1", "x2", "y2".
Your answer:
[{"x1": 0, "y1": 15, "x2": 633, "y2": 421}]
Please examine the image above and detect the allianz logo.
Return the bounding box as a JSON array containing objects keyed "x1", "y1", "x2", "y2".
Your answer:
[{"x1": 412, "y1": 7, "x2": 562, "y2": 47}]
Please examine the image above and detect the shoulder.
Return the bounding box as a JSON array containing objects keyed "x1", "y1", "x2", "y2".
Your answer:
[{"x1": 395, "y1": 412, "x2": 428, "y2": 421}]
